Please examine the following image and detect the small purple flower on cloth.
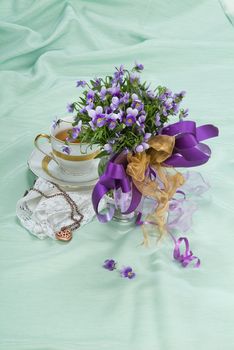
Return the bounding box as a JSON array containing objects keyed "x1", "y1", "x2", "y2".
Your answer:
[
  {"x1": 120, "y1": 266, "x2": 136, "y2": 279},
  {"x1": 61, "y1": 145, "x2": 71, "y2": 155},
  {"x1": 103, "y1": 259, "x2": 117, "y2": 271}
]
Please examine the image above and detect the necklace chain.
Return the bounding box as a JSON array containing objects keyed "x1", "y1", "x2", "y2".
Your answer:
[{"x1": 31, "y1": 182, "x2": 84, "y2": 235}]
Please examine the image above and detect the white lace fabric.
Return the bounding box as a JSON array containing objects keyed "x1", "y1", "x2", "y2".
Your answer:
[{"x1": 16, "y1": 178, "x2": 97, "y2": 239}]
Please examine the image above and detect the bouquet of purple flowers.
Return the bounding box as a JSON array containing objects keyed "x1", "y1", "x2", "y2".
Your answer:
[
  {"x1": 65, "y1": 63, "x2": 219, "y2": 268},
  {"x1": 66, "y1": 62, "x2": 189, "y2": 156}
]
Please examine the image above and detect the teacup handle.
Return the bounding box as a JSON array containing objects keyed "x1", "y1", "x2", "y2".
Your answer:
[{"x1": 34, "y1": 134, "x2": 59, "y2": 165}]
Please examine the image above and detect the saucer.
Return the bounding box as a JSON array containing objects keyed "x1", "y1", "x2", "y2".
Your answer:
[{"x1": 28, "y1": 143, "x2": 100, "y2": 189}]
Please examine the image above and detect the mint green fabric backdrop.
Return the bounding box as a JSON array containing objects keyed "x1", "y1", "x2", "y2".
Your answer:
[{"x1": 0, "y1": 0, "x2": 234, "y2": 349}]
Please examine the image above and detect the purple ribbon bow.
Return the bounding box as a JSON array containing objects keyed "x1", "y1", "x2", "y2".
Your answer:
[
  {"x1": 92, "y1": 120, "x2": 218, "y2": 221},
  {"x1": 162, "y1": 120, "x2": 219, "y2": 167},
  {"x1": 92, "y1": 154, "x2": 142, "y2": 222},
  {"x1": 172, "y1": 236, "x2": 200, "y2": 268}
]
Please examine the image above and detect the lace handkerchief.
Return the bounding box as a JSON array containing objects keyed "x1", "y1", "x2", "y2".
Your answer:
[{"x1": 16, "y1": 178, "x2": 98, "y2": 240}]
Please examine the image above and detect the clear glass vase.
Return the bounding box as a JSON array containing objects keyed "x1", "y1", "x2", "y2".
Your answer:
[{"x1": 98, "y1": 155, "x2": 136, "y2": 223}]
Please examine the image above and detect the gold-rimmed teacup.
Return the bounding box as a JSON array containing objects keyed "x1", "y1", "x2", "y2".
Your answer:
[{"x1": 34, "y1": 116, "x2": 100, "y2": 176}]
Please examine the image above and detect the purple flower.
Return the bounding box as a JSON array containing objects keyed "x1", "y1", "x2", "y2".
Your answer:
[
  {"x1": 108, "y1": 85, "x2": 121, "y2": 97},
  {"x1": 104, "y1": 144, "x2": 112, "y2": 153},
  {"x1": 130, "y1": 73, "x2": 140, "y2": 84},
  {"x1": 113, "y1": 64, "x2": 125, "y2": 83},
  {"x1": 87, "y1": 90, "x2": 95, "y2": 103},
  {"x1": 136, "y1": 112, "x2": 146, "y2": 129},
  {"x1": 178, "y1": 90, "x2": 186, "y2": 98},
  {"x1": 72, "y1": 120, "x2": 82, "y2": 139},
  {"x1": 131, "y1": 93, "x2": 138, "y2": 101},
  {"x1": 107, "y1": 113, "x2": 119, "y2": 130},
  {"x1": 134, "y1": 61, "x2": 144, "y2": 71},
  {"x1": 61, "y1": 146, "x2": 71, "y2": 155},
  {"x1": 125, "y1": 107, "x2": 138, "y2": 126},
  {"x1": 52, "y1": 118, "x2": 61, "y2": 129},
  {"x1": 155, "y1": 113, "x2": 161, "y2": 126},
  {"x1": 172, "y1": 101, "x2": 179, "y2": 114},
  {"x1": 100, "y1": 86, "x2": 107, "y2": 101},
  {"x1": 67, "y1": 103, "x2": 74, "y2": 113},
  {"x1": 110, "y1": 96, "x2": 120, "y2": 111},
  {"x1": 89, "y1": 120, "x2": 96, "y2": 131},
  {"x1": 120, "y1": 92, "x2": 130, "y2": 104},
  {"x1": 132, "y1": 99, "x2": 144, "y2": 111},
  {"x1": 88, "y1": 106, "x2": 106, "y2": 127},
  {"x1": 79, "y1": 107, "x2": 86, "y2": 114},
  {"x1": 165, "y1": 89, "x2": 172, "y2": 97},
  {"x1": 103, "y1": 259, "x2": 117, "y2": 271},
  {"x1": 76, "y1": 80, "x2": 86, "y2": 88},
  {"x1": 93, "y1": 78, "x2": 101, "y2": 87},
  {"x1": 144, "y1": 133, "x2": 152, "y2": 141},
  {"x1": 158, "y1": 93, "x2": 166, "y2": 101},
  {"x1": 120, "y1": 266, "x2": 136, "y2": 279},
  {"x1": 135, "y1": 142, "x2": 149, "y2": 153},
  {"x1": 147, "y1": 90, "x2": 155, "y2": 99},
  {"x1": 180, "y1": 108, "x2": 189, "y2": 119}
]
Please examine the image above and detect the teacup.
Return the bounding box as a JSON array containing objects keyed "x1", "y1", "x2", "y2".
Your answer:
[{"x1": 34, "y1": 116, "x2": 100, "y2": 176}]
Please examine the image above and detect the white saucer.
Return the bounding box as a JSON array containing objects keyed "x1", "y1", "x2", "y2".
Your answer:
[{"x1": 28, "y1": 143, "x2": 100, "y2": 189}]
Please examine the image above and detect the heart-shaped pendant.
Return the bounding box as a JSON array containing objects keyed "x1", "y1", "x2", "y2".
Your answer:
[{"x1": 56, "y1": 228, "x2": 72, "y2": 242}]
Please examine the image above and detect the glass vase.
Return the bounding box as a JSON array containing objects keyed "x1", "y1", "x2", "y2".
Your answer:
[{"x1": 98, "y1": 155, "x2": 136, "y2": 223}]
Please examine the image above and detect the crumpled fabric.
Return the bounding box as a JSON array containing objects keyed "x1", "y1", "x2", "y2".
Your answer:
[{"x1": 16, "y1": 177, "x2": 99, "y2": 239}]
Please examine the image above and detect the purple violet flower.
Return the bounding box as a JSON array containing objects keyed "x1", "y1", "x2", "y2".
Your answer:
[
  {"x1": 120, "y1": 266, "x2": 136, "y2": 279},
  {"x1": 76, "y1": 80, "x2": 86, "y2": 88},
  {"x1": 79, "y1": 107, "x2": 86, "y2": 114},
  {"x1": 52, "y1": 118, "x2": 61, "y2": 129},
  {"x1": 100, "y1": 86, "x2": 107, "y2": 101},
  {"x1": 165, "y1": 89, "x2": 172, "y2": 97},
  {"x1": 172, "y1": 101, "x2": 179, "y2": 114},
  {"x1": 103, "y1": 259, "x2": 117, "y2": 271},
  {"x1": 134, "y1": 61, "x2": 144, "y2": 71},
  {"x1": 130, "y1": 73, "x2": 140, "y2": 84},
  {"x1": 131, "y1": 93, "x2": 138, "y2": 101},
  {"x1": 104, "y1": 144, "x2": 113, "y2": 153},
  {"x1": 136, "y1": 112, "x2": 146, "y2": 129},
  {"x1": 110, "y1": 96, "x2": 120, "y2": 111},
  {"x1": 113, "y1": 65, "x2": 125, "y2": 83},
  {"x1": 135, "y1": 142, "x2": 149, "y2": 153},
  {"x1": 155, "y1": 113, "x2": 161, "y2": 126},
  {"x1": 67, "y1": 103, "x2": 74, "y2": 113},
  {"x1": 87, "y1": 90, "x2": 95, "y2": 103},
  {"x1": 88, "y1": 106, "x2": 106, "y2": 127},
  {"x1": 61, "y1": 145, "x2": 71, "y2": 155},
  {"x1": 144, "y1": 133, "x2": 152, "y2": 141},
  {"x1": 173, "y1": 90, "x2": 186, "y2": 99},
  {"x1": 108, "y1": 85, "x2": 121, "y2": 97},
  {"x1": 120, "y1": 92, "x2": 130, "y2": 104},
  {"x1": 180, "y1": 108, "x2": 189, "y2": 119},
  {"x1": 125, "y1": 107, "x2": 138, "y2": 126},
  {"x1": 71, "y1": 120, "x2": 82, "y2": 139},
  {"x1": 147, "y1": 90, "x2": 155, "y2": 99},
  {"x1": 89, "y1": 120, "x2": 96, "y2": 131},
  {"x1": 107, "y1": 113, "x2": 118, "y2": 130},
  {"x1": 93, "y1": 78, "x2": 101, "y2": 87}
]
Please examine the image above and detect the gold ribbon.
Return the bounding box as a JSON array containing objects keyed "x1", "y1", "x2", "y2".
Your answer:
[{"x1": 126, "y1": 135, "x2": 185, "y2": 244}]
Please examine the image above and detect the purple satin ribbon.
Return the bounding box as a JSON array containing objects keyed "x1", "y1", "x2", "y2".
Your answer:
[
  {"x1": 92, "y1": 120, "x2": 218, "y2": 221},
  {"x1": 170, "y1": 234, "x2": 200, "y2": 268},
  {"x1": 92, "y1": 154, "x2": 142, "y2": 222},
  {"x1": 137, "y1": 213, "x2": 200, "y2": 268},
  {"x1": 162, "y1": 121, "x2": 219, "y2": 167}
]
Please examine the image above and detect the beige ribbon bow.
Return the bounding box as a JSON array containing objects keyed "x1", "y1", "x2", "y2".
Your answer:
[{"x1": 126, "y1": 135, "x2": 185, "y2": 244}]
